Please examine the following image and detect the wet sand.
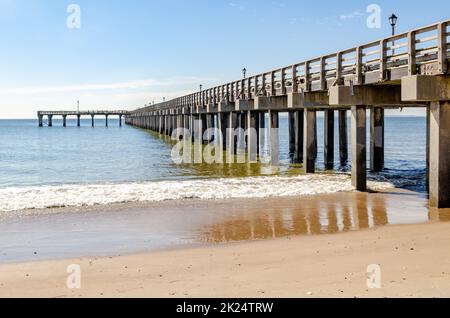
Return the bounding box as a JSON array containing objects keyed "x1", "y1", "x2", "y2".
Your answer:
[
  {"x1": 0, "y1": 189, "x2": 435, "y2": 263},
  {"x1": 1, "y1": 189, "x2": 450, "y2": 297}
]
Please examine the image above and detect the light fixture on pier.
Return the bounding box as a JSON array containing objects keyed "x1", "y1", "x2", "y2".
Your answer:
[
  {"x1": 242, "y1": 68, "x2": 247, "y2": 79},
  {"x1": 389, "y1": 14, "x2": 398, "y2": 36},
  {"x1": 199, "y1": 84, "x2": 202, "y2": 92}
]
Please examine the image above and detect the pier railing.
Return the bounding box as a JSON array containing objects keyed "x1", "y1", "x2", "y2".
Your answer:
[{"x1": 135, "y1": 20, "x2": 449, "y2": 113}]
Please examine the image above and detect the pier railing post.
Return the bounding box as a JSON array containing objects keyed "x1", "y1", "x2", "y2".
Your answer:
[{"x1": 351, "y1": 105, "x2": 367, "y2": 191}]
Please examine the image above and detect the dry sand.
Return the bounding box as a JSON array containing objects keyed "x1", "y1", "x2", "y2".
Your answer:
[{"x1": 1, "y1": 190, "x2": 450, "y2": 298}]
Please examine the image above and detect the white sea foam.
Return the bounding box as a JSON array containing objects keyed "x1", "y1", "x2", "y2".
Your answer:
[{"x1": 0, "y1": 174, "x2": 395, "y2": 213}]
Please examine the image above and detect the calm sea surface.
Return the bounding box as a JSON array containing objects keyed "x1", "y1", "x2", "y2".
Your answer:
[{"x1": 0, "y1": 116, "x2": 427, "y2": 212}]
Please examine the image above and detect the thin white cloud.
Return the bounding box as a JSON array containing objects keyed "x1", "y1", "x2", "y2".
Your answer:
[
  {"x1": 0, "y1": 77, "x2": 213, "y2": 95},
  {"x1": 339, "y1": 10, "x2": 363, "y2": 20}
]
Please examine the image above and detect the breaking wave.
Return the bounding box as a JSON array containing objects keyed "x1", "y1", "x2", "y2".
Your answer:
[{"x1": 0, "y1": 173, "x2": 397, "y2": 213}]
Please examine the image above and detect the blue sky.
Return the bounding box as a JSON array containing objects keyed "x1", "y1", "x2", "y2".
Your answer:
[{"x1": 0, "y1": 0, "x2": 449, "y2": 118}]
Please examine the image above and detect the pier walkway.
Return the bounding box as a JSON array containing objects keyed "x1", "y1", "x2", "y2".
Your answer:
[{"x1": 38, "y1": 110, "x2": 130, "y2": 127}]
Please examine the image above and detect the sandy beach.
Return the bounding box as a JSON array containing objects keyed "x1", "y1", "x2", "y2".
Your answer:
[{"x1": 1, "y1": 189, "x2": 450, "y2": 298}]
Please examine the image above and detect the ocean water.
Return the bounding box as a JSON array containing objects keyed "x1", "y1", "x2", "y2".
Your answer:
[{"x1": 0, "y1": 116, "x2": 427, "y2": 213}]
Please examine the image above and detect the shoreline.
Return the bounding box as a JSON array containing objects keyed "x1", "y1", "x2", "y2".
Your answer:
[{"x1": 1, "y1": 184, "x2": 425, "y2": 219}]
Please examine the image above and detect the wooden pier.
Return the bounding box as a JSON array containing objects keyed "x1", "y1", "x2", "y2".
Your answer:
[
  {"x1": 38, "y1": 111, "x2": 130, "y2": 127},
  {"x1": 125, "y1": 20, "x2": 449, "y2": 208}
]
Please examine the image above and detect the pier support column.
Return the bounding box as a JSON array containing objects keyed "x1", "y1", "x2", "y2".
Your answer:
[
  {"x1": 303, "y1": 109, "x2": 317, "y2": 173},
  {"x1": 429, "y1": 101, "x2": 450, "y2": 208},
  {"x1": 183, "y1": 114, "x2": 189, "y2": 132},
  {"x1": 227, "y1": 112, "x2": 239, "y2": 155},
  {"x1": 370, "y1": 107, "x2": 384, "y2": 172},
  {"x1": 238, "y1": 112, "x2": 247, "y2": 152},
  {"x1": 247, "y1": 111, "x2": 258, "y2": 162},
  {"x1": 105, "y1": 115, "x2": 109, "y2": 127},
  {"x1": 259, "y1": 112, "x2": 266, "y2": 157},
  {"x1": 77, "y1": 115, "x2": 81, "y2": 127},
  {"x1": 288, "y1": 112, "x2": 296, "y2": 159},
  {"x1": 62, "y1": 115, "x2": 67, "y2": 127},
  {"x1": 38, "y1": 115, "x2": 43, "y2": 127},
  {"x1": 48, "y1": 115, "x2": 53, "y2": 127},
  {"x1": 164, "y1": 115, "x2": 167, "y2": 133},
  {"x1": 351, "y1": 106, "x2": 367, "y2": 191},
  {"x1": 426, "y1": 106, "x2": 430, "y2": 190},
  {"x1": 119, "y1": 115, "x2": 122, "y2": 127},
  {"x1": 269, "y1": 110, "x2": 279, "y2": 166},
  {"x1": 200, "y1": 114, "x2": 207, "y2": 143},
  {"x1": 324, "y1": 109, "x2": 335, "y2": 170},
  {"x1": 218, "y1": 113, "x2": 229, "y2": 151},
  {"x1": 339, "y1": 110, "x2": 348, "y2": 165},
  {"x1": 294, "y1": 110, "x2": 304, "y2": 164},
  {"x1": 91, "y1": 115, "x2": 95, "y2": 127},
  {"x1": 206, "y1": 114, "x2": 214, "y2": 142}
]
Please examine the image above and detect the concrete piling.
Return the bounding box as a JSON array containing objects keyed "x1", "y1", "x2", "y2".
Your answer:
[
  {"x1": 303, "y1": 109, "x2": 317, "y2": 173},
  {"x1": 338, "y1": 110, "x2": 348, "y2": 165},
  {"x1": 370, "y1": 107, "x2": 384, "y2": 172},
  {"x1": 294, "y1": 110, "x2": 304, "y2": 164},
  {"x1": 351, "y1": 106, "x2": 367, "y2": 191},
  {"x1": 429, "y1": 101, "x2": 450, "y2": 208},
  {"x1": 324, "y1": 109, "x2": 335, "y2": 170},
  {"x1": 269, "y1": 110, "x2": 279, "y2": 166}
]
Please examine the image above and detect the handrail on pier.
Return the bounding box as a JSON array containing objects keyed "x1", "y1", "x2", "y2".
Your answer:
[{"x1": 131, "y1": 19, "x2": 449, "y2": 114}]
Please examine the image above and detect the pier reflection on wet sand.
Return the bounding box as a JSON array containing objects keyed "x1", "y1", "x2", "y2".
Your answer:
[
  {"x1": 2, "y1": 190, "x2": 450, "y2": 263},
  {"x1": 198, "y1": 191, "x2": 447, "y2": 243}
]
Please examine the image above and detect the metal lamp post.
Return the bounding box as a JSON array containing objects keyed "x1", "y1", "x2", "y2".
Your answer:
[
  {"x1": 389, "y1": 14, "x2": 398, "y2": 36},
  {"x1": 389, "y1": 14, "x2": 398, "y2": 57}
]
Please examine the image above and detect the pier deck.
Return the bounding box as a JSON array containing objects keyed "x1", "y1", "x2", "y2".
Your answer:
[{"x1": 38, "y1": 110, "x2": 130, "y2": 127}]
